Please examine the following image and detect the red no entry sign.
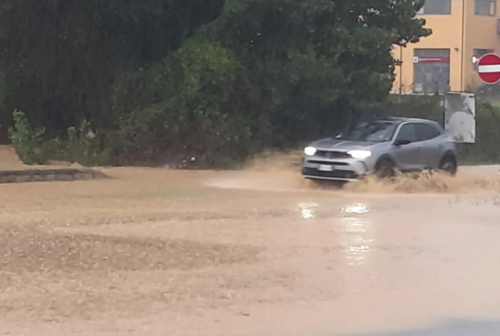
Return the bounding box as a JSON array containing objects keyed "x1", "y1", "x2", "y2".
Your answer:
[{"x1": 478, "y1": 53, "x2": 500, "y2": 84}]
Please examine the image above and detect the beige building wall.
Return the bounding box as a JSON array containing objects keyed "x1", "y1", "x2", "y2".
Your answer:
[
  {"x1": 463, "y1": 0, "x2": 500, "y2": 89},
  {"x1": 392, "y1": 0, "x2": 500, "y2": 94}
]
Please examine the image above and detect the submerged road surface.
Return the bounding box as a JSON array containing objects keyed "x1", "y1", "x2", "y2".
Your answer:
[{"x1": 0, "y1": 164, "x2": 500, "y2": 336}]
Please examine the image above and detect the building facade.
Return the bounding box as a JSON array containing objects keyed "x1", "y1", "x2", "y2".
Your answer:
[{"x1": 392, "y1": 0, "x2": 499, "y2": 94}]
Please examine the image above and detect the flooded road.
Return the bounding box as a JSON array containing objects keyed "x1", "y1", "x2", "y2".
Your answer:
[{"x1": 1, "y1": 159, "x2": 500, "y2": 335}]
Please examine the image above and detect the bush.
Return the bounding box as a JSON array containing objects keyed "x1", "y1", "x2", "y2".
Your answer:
[
  {"x1": 110, "y1": 39, "x2": 257, "y2": 167},
  {"x1": 64, "y1": 120, "x2": 111, "y2": 166},
  {"x1": 8, "y1": 110, "x2": 49, "y2": 165},
  {"x1": 8, "y1": 110, "x2": 111, "y2": 166}
]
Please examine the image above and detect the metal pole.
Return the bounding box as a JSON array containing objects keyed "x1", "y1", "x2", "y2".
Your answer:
[
  {"x1": 399, "y1": 46, "x2": 403, "y2": 95},
  {"x1": 460, "y1": 0, "x2": 466, "y2": 91}
]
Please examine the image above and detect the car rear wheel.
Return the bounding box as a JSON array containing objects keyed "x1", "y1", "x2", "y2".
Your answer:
[
  {"x1": 375, "y1": 159, "x2": 395, "y2": 179},
  {"x1": 439, "y1": 155, "x2": 457, "y2": 176}
]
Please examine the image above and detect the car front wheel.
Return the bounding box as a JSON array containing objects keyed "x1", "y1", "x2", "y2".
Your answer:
[
  {"x1": 375, "y1": 159, "x2": 395, "y2": 179},
  {"x1": 439, "y1": 155, "x2": 457, "y2": 176}
]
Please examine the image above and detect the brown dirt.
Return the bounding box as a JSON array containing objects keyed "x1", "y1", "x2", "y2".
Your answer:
[
  {"x1": 2, "y1": 148, "x2": 500, "y2": 335},
  {"x1": 0, "y1": 145, "x2": 85, "y2": 170}
]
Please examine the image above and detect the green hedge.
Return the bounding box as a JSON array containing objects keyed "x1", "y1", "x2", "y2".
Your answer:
[
  {"x1": 8, "y1": 95, "x2": 500, "y2": 167},
  {"x1": 381, "y1": 95, "x2": 500, "y2": 165}
]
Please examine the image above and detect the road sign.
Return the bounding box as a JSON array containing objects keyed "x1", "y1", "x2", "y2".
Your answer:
[{"x1": 477, "y1": 53, "x2": 500, "y2": 84}]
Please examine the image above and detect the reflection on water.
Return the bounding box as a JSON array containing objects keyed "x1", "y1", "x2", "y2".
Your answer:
[
  {"x1": 298, "y1": 202, "x2": 369, "y2": 220},
  {"x1": 298, "y1": 202, "x2": 318, "y2": 219},
  {"x1": 340, "y1": 207, "x2": 373, "y2": 266},
  {"x1": 297, "y1": 202, "x2": 373, "y2": 265},
  {"x1": 341, "y1": 203, "x2": 369, "y2": 214}
]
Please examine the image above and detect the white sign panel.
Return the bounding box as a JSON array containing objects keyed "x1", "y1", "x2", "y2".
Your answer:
[{"x1": 444, "y1": 92, "x2": 476, "y2": 144}]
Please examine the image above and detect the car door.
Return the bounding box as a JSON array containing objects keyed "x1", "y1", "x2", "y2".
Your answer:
[
  {"x1": 391, "y1": 123, "x2": 422, "y2": 171},
  {"x1": 415, "y1": 123, "x2": 444, "y2": 169}
]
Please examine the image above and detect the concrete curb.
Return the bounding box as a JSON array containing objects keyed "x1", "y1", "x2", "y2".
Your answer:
[{"x1": 0, "y1": 168, "x2": 107, "y2": 184}]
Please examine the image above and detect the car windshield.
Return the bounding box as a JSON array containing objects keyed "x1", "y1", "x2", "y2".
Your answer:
[{"x1": 336, "y1": 120, "x2": 398, "y2": 142}]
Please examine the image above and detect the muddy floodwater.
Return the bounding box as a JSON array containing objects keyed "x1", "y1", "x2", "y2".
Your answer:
[{"x1": 1, "y1": 153, "x2": 500, "y2": 335}]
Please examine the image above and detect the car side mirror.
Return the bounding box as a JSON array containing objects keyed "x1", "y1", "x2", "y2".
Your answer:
[{"x1": 394, "y1": 139, "x2": 411, "y2": 146}]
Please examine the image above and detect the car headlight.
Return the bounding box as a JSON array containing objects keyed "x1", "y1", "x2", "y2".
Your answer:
[
  {"x1": 348, "y1": 150, "x2": 372, "y2": 159},
  {"x1": 304, "y1": 146, "x2": 317, "y2": 156}
]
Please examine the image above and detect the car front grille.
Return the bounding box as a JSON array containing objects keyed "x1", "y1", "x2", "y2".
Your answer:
[
  {"x1": 307, "y1": 160, "x2": 349, "y2": 166},
  {"x1": 316, "y1": 150, "x2": 351, "y2": 159}
]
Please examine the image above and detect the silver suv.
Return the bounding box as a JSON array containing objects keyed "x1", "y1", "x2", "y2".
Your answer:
[{"x1": 301, "y1": 117, "x2": 457, "y2": 182}]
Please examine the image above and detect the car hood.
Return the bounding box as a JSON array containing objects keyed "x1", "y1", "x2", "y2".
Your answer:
[{"x1": 310, "y1": 138, "x2": 379, "y2": 150}]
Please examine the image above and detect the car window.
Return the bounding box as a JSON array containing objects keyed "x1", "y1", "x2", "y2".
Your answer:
[
  {"x1": 336, "y1": 121, "x2": 398, "y2": 142},
  {"x1": 395, "y1": 123, "x2": 419, "y2": 142},
  {"x1": 415, "y1": 123, "x2": 441, "y2": 141}
]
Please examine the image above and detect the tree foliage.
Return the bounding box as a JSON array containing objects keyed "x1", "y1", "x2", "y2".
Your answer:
[{"x1": 0, "y1": 0, "x2": 430, "y2": 166}]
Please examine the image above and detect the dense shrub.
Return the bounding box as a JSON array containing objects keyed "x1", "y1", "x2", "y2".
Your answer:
[
  {"x1": 8, "y1": 110, "x2": 48, "y2": 165},
  {"x1": 0, "y1": 0, "x2": 430, "y2": 167},
  {"x1": 8, "y1": 111, "x2": 111, "y2": 166}
]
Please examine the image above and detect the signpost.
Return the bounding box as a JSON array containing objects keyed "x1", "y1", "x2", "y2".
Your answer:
[
  {"x1": 477, "y1": 53, "x2": 500, "y2": 84},
  {"x1": 444, "y1": 92, "x2": 476, "y2": 144},
  {"x1": 447, "y1": 54, "x2": 500, "y2": 145}
]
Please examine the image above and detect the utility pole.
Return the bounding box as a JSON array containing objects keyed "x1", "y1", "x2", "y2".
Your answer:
[
  {"x1": 395, "y1": 46, "x2": 404, "y2": 95},
  {"x1": 460, "y1": 0, "x2": 466, "y2": 91}
]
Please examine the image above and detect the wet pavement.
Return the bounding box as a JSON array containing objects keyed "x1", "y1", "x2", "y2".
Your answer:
[{"x1": 1, "y1": 163, "x2": 500, "y2": 335}]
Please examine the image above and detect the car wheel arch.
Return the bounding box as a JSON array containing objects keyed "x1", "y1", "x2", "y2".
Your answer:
[
  {"x1": 440, "y1": 150, "x2": 457, "y2": 164},
  {"x1": 375, "y1": 155, "x2": 396, "y2": 169}
]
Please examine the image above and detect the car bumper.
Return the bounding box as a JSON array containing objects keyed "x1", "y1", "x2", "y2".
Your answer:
[{"x1": 301, "y1": 157, "x2": 372, "y2": 182}]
